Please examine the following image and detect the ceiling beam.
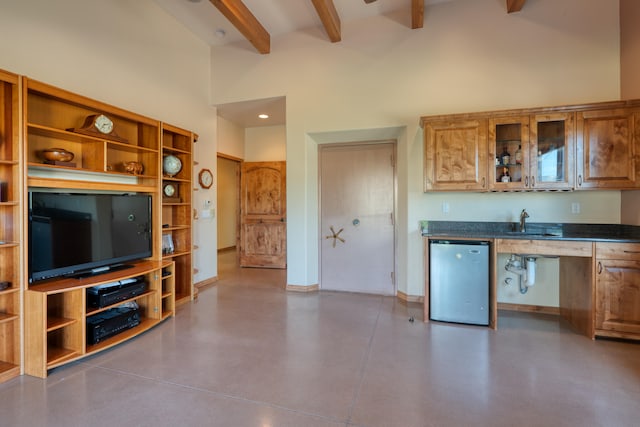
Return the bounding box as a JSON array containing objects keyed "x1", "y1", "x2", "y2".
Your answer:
[
  {"x1": 209, "y1": 0, "x2": 270, "y2": 54},
  {"x1": 411, "y1": 0, "x2": 424, "y2": 29},
  {"x1": 311, "y1": 0, "x2": 341, "y2": 43},
  {"x1": 506, "y1": 0, "x2": 526, "y2": 13}
]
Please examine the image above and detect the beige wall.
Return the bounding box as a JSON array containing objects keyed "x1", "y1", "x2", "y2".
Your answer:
[
  {"x1": 211, "y1": 0, "x2": 621, "y2": 297},
  {"x1": 245, "y1": 126, "x2": 286, "y2": 162},
  {"x1": 620, "y1": 0, "x2": 640, "y2": 225},
  {"x1": 621, "y1": 0, "x2": 640, "y2": 98},
  {"x1": 217, "y1": 157, "x2": 239, "y2": 249},
  {"x1": 217, "y1": 116, "x2": 245, "y2": 159},
  {"x1": 0, "y1": 0, "x2": 219, "y2": 284}
]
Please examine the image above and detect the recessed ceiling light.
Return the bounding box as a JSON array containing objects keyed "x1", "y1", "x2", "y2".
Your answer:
[{"x1": 258, "y1": 114, "x2": 269, "y2": 119}]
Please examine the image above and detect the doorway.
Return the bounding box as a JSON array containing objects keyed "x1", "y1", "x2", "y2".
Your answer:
[
  {"x1": 217, "y1": 155, "x2": 241, "y2": 265},
  {"x1": 319, "y1": 142, "x2": 396, "y2": 295}
]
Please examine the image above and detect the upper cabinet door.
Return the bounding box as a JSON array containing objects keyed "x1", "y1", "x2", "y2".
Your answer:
[
  {"x1": 576, "y1": 108, "x2": 638, "y2": 189},
  {"x1": 489, "y1": 116, "x2": 530, "y2": 190},
  {"x1": 529, "y1": 112, "x2": 575, "y2": 190},
  {"x1": 424, "y1": 119, "x2": 487, "y2": 191}
]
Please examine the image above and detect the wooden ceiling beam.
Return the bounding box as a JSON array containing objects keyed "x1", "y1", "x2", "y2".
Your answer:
[
  {"x1": 311, "y1": 0, "x2": 341, "y2": 43},
  {"x1": 209, "y1": 0, "x2": 270, "y2": 54},
  {"x1": 506, "y1": 0, "x2": 527, "y2": 13},
  {"x1": 411, "y1": 0, "x2": 424, "y2": 29}
]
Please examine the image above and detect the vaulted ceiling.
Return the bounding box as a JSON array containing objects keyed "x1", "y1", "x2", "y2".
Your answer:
[
  {"x1": 153, "y1": 0, "x2": 527, "y2": 127},
  {"x1": 155, "y1": 0, "x2": 527, "y2": 54}
]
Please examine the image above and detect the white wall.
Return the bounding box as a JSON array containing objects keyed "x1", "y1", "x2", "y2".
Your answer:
[
  {"x1": 0, "y1": 0, "x2": 218, "y2": 283},
  {"x1": 210, "y1": 0, "x2": 621, "y2": 296},
  {"x1": 245, "y1": 126, "x2": 286, "y2": 162}
]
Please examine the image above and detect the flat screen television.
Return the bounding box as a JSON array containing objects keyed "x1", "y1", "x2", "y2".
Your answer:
[{"x1": 28, "y1": 192, "x2": 152, "y2": 283}]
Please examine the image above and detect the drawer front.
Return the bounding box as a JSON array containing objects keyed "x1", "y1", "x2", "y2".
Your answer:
[
  {"x1": 596, "y1": 242, "x2": 640, "y2": 260},
  {"x1": 496, "y1": 239, "x2": 592, "y2": 257}
]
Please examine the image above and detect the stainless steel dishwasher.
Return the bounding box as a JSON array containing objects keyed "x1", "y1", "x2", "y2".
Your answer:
[{"x1": 429, "y1": 240, "x2": 489, "y2": 326}]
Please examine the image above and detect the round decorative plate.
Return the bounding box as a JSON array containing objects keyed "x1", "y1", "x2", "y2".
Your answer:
[{"x1": 163, "y1": 154, "x2": 182, "y2": 177}]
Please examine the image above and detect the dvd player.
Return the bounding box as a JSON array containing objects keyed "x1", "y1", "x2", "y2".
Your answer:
[
  {"x1": 86, "y1": 305, "x2": 141, "y2": 345},
  {"x1": 87, "y1": 276, "x2": 147, "y2": 308}
]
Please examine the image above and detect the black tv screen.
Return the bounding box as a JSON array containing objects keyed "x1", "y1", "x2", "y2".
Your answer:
[{"x1": 29, "y1": 192, "x2": 152, "y2": 283}]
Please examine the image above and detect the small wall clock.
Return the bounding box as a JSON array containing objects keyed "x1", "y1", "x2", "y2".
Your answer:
[{"x1": 198, "y1": 168, "x2": 213, "y2": 189}]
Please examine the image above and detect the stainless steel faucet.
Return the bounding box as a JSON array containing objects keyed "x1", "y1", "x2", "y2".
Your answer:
[{"x1": 520, "y1": 209, "x2": 529, "y2": 232}]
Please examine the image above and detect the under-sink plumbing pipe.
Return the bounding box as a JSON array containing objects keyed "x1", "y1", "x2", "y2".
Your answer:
[{"x1": 505, "y1": 254, "x2": 537, "y2": 294}]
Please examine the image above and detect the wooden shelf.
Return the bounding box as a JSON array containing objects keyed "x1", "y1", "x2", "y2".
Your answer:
[
  {"x1": 0, "y1": 362, "x2": 20, "y2": 384},
  {"x1": 162, "y1": 225, "x2": 191, "y2": 231},
  {"x1": 46, "y1": 347, "x2": 79, "y2": 367},
  {"x1": 46, "y1": 316, "x2": 76, "y2": 332},
  {"x1": 85, "y1": 318, "x2": 160, "y2": 354},
  {"x1": 86, "y1": 290, "x2": 155, "y2": 317},
  {"x1": 0, "y1": 312, "x2": 19, "y2": 324},
  {"x1": 162, "y1": 250, "x2": 191, "y2": 260},
  {"x1": 162, "y1": 145, "x2": 191, "y2": 155}
]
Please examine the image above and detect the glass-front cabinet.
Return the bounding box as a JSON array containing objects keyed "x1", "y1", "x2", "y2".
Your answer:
[
  {"x1": 489, "y1": 112, "x2": 574, "y2": 190},
  {"x1": 489, "y1": 116, "x2": 530, "y2": 189},
  {"x1": 530, "y1": 112, "x2": 575, "y2": 190}
]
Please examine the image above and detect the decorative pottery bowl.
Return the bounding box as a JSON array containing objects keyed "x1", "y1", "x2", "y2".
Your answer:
[{"x1": 40, "y1": 148, "x2": 74, "y2": 162}]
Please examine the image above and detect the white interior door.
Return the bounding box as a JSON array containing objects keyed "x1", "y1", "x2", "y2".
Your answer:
[{"x1": 320, "y1": 142, "x2": 396, "y2": 295}]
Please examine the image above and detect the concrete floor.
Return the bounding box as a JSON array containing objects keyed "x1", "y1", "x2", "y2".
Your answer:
[{"x1": 1, "y1": 250, "x2": 639, "y2": 426}]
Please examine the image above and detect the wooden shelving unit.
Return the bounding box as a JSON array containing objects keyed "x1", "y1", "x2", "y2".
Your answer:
[
  {"x1": 25, "y1": 260, "x2": 173, "y2": 378},
  {"x1": 0, "y1": 69, "x2": 22, "y2": 383},
  {"x1": 23, "y1": 78, "x2": 160, "y2": 194},
  {"x1": 161, "y1": 123, "x2": 194, "y2": 305},
  {"x1": 19, "y1": 77, "x2": 184, "y2": 378}
]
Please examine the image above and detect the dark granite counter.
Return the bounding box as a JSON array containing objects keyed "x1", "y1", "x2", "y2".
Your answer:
[{"x1": 420, "y1": 221, "x2": 640, "y2": 243}]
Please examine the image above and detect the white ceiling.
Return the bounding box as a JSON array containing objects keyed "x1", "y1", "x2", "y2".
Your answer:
[{"x1": 152, "y1": 0, "x2": 453, "y2": 128}]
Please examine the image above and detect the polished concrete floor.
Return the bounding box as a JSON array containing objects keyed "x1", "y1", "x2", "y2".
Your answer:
[{"x1": 1, "y1": 251, "x2": 640, "y2": 426}]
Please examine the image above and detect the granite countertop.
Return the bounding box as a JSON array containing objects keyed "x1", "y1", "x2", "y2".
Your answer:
[{"x1": 420, "y1": 221, "x2": 640, "y2": 243}]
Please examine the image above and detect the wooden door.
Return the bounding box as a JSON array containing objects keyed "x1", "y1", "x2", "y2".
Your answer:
[
  {"x1": 423, "y1": 119, "x2": 487, "y2": 191},
  {"x1": 239, "y1": 161, "x2": 286, "y2": 268},
  {"x1": 576, "y1": 108, "x2": 638, "y2": 189},
  {"x1": 595, "y1": 259, "x2": 640, "y2": 337},
  {"x1": 320, "y1": 143, "x2": 395, "y2": 295}
]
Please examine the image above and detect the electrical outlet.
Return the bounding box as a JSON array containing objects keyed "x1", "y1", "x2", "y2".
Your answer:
[
  {"x1": 571, "y1": 202, "x2": 580, "y2": 214},
  {"x1": 442, "y1": 202, "x2": 450, "y2": 214}
]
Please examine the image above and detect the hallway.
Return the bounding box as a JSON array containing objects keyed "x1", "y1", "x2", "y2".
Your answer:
[{"x1": 1, "y1": 253, "x2": 639, "y2": 426}]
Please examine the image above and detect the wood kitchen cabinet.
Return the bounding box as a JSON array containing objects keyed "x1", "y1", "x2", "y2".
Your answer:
[
  {"x1": 489, "y1": 115, "x2": 530, "y2": 189},
  {"x1": 423, "y1": 100, "x2": 640, "y2": 192},
  {"x1": 423, "y1": 118, "x2": 487, "y2": 191},
  {"x1": 595, "y1": 242, "x2": 640, "y2": 340},
  {"x1": 529, "y1": 112, "x2": 575, "y2": 190},
  {"x1": 576, "y1": 108, "x2": 639, "y2": 189}
]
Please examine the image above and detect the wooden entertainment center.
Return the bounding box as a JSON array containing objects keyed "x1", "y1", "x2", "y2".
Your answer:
[{"x1": 0, "y1": 68, "x2": 196, "y2": 381}]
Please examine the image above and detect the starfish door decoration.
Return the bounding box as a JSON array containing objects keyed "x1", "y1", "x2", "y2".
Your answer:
[{"x1": 325, "y1": 226, "x2": 345, "y2": 248}]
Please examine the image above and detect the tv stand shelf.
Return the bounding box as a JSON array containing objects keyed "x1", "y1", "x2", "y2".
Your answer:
[{"x1": 25, "y1": 260, "x2": 174, "y2": 378}]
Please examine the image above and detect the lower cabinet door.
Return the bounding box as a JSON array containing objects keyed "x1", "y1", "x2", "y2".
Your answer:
[{"x1": 596, "y1": 259, "x2": 640, "y2": 337}]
